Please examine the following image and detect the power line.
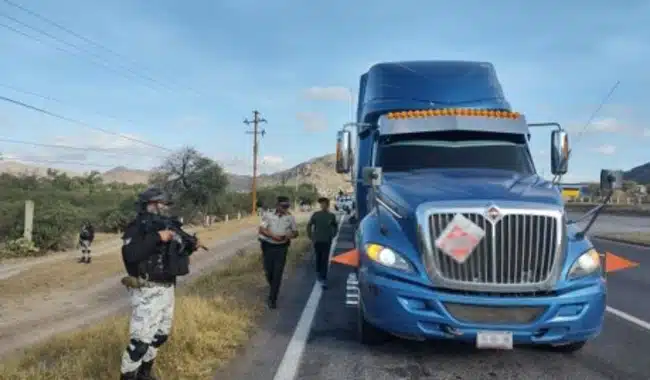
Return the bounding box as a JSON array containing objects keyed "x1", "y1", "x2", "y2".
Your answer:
[
  {"x1": 0, "y1": 137, "x2": 168, "y2": 158},
  {"x1": 1, "y1": 0, "x2": 204, "y2": 97},
  {"x1": 0, "y1": 82, "x2": 147, "y2": 127},
  {"x1": 0, "y1": 94, "x2": 173, "y2": 152},
  {"x1": 0, "y1": 18, "x2": 166, "y2": 93},
  {"x1": 0, "y1": 11, "x2": 176, "y2": 93}
]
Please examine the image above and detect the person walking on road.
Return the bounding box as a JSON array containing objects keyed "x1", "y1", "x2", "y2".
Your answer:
[
  {"x1": 119, "y1": 187, "x2": 203, "y2": 380},
  {"x1": 78, "y1": 221, "x2": 95, "y2": 264},
  {"x1": 307, "y1": 197, "x2": 338, "y2": 289},
  {"x1": 258, "y1": 195, "x2": 299, "y2": 309}
]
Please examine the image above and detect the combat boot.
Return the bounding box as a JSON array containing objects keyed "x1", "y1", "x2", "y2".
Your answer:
[
  {"x1": 120, "y1": 370, "x2": 138, "y2": 380},
  {"x1": 137, "y1": 360, "x2": 159, "y2": 380}
]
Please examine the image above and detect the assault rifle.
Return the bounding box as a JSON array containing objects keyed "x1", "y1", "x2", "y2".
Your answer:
[{"x1": 145, "y1": 214, "x2": 208, "y2": 276}]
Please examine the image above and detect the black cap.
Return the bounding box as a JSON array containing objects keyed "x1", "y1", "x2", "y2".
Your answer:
[
  {"x1": 137, "y1": 187, "x2": 172, "y2": 205},
  {"x1": 277, "y1": 195, "x2": 291, "y2": 208},
  {"x1": 318, "y1": 197, "x2": 329, "y2": 203}
]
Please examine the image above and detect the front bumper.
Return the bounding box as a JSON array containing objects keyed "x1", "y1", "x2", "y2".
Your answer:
[{"x1": 359, "y1": 269, "x2": 606, "y2": 345}]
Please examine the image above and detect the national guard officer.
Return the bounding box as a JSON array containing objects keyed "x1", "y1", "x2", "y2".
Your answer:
[
  {"x1": 258, "y1": 195, "x2": 298, "y2": 309},
  {"x1": 78, "y1": 221, "x2": 95, "y2": 263},
  {"x1": 119, "y1": 187, "x2": 203, "y2": 380}
]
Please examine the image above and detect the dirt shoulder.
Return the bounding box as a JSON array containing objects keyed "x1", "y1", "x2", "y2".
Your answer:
[
  {"x1": 0, "y1": 214, "x2": 307, "y2": 359},
  {"x1": 0, "y1": 217, "x2": 260, "y2": 358}
]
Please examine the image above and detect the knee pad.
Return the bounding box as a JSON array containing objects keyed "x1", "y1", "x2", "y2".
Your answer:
[
  {"x1": 151, "y1": 334, "x2": 168, "y2": 348},
  {"x1": 126, "y1": 339, "x2": 149, "y2": 362}
]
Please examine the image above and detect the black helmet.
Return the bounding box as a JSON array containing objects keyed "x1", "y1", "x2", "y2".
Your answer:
[{"x1": 137, "y1": 187, "x2": 172, "y2": 206}]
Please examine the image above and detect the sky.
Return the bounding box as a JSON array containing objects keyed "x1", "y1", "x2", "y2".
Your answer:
[{"x1": 0, "y1": 0, "x2": 648, "y2": 180}]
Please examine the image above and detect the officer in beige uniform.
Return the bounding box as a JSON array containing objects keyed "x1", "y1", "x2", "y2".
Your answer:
[{"x1": 258, "y1": 195, "x2": 298, "y2": 309}]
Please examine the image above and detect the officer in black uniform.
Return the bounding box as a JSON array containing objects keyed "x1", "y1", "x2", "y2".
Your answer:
[
  {"x1": 78, "y1": 221, "x2": 95, "y2": 263},
  {"x1": 119, "y1": 187, "x2": 202, "y2": 380}
]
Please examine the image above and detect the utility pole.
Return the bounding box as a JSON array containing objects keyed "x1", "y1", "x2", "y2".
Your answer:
[
  {"x1": 294, "y1": 166, "x2": 299, "y2": 210},
  {"x1": 244, "y1": 110, "x2": 267, "y2": 215}
]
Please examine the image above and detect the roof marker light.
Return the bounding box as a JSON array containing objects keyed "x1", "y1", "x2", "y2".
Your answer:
[{"x1": 386, "y1": 108, "x2": 521, "y2": 120}]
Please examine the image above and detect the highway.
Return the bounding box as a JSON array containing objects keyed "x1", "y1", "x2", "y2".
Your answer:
[
  {"x1": 225, "y1": 213, "x2": 650, "y2": 380},
  {"x1": 293, "y1": 213, "x2": 650, "y2": 380}
]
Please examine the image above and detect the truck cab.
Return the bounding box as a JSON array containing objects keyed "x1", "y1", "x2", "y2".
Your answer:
[{"x1": 334, "y1": 60, "x2": 622, "y2": 351}]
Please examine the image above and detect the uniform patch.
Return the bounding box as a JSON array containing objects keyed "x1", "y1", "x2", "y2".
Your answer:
[
  {"x1": 123, "y1": 238, "x2": 132, "y2": 246},
  {"x1": 434, "y1": 213, "x2": 485, "y2": 264}
]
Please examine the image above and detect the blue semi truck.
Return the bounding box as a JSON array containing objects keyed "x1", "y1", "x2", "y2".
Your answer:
[{"x1": 334, "y1": 60, "x2": 623, "y2": 352}]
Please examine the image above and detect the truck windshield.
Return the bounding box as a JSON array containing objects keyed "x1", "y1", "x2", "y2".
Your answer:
[{"x1": 376, "y1": 131, "x2": 535, "y2": 174}]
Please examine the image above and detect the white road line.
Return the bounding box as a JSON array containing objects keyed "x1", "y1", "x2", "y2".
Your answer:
[
  {"x1": 273, "y1": 214, "x2": 346, "y2": 380},
  {"x1": 606, "y1": 306, "x2": 650, "y2": 331}
]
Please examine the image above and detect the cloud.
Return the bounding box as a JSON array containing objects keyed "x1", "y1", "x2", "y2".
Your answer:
[
  {"x1": 217, "y1": 154, "x2": 285, "y2": 175},
  {"x1": 296, "y1": 111, "x2": 328, "y2": 132},
  {"x1": 0, "y1": 130, "x2": 168, "y2": 172},
  {"x1": 591, "y1": 118, "x2": 626, "y2": 132},
  {"x1": 566, "y1": 117, "x2": 626, "y2": 134},
  {"x1": 593, "y1": 144, "x2": 616, "y2": 155},
  {"x1": 303, "y1": 86, "x2": 352, "y2": 102}
]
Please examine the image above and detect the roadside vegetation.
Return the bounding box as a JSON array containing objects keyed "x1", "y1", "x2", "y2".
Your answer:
[
  {"x1": 0, "y1": 224, "x2": 311, "y2": 380},
  {"x1": 0, "y1": 146, "x2": 319, "y2": 259}
]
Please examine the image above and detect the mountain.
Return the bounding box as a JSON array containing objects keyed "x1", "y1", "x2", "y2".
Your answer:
[
  {"x1": 254, "y1": 154, "x2": 353, "y2": 196},
  {"x1": 624, "y1": 162, "x2": 650, "y2": 184},
  {"x1": 0, "y1": 153, "x2": 353, "y2": 195},
  {"x1": 101, "y1": 166, "x2": 151, "y2": 185}
]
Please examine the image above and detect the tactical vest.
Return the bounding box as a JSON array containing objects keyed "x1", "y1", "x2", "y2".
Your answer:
[{"x1": 127, "y1": 216, "x2": 177, "y2": 284}]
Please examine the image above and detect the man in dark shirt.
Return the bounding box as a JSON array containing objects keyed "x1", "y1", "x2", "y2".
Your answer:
[{"x1": 307, "y1": 197, "x2": 338, "y2": 289}]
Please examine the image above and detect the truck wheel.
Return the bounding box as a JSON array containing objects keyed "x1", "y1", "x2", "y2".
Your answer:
[
  {"x1": 548, "y1": 341, "x2": 587, "y2": 353},
  {"x1": 357, "y1": 301, "x2": 389, "y2": 345}
]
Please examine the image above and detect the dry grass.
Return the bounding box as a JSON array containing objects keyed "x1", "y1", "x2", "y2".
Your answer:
[
  {"x1": 0, "y1": 227, "x2": 310, "y2": 380},
  {"x1": 598, "y1": 231, "x2": 650, "y2": 245},
  {"x1": 0, "y1": 217, "x2": 259, "y2": 302}
]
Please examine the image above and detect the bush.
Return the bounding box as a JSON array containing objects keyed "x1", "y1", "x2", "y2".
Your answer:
[
  {"x1": 32, "y1": 200, "x2": 86, "y2": 251},
  {"x1": 0, "y1": 237, "x2": 40, "y2": 259}
]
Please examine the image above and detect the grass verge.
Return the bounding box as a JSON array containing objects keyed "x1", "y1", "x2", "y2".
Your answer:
[
  {"x1": 596, "y1": 231, "x2": 650, "y2": 246},
  {"x1": 0, "y1": 226, "x2": 310, "y2": 380}
]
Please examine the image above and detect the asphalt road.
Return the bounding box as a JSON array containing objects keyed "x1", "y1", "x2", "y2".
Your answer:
[{"x1": 225, "y1": 213, "x2": 650, "y2": 380}]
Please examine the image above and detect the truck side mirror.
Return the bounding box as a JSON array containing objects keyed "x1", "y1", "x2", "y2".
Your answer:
[
  {"x1": 550, "y1": 130, "x2": 569, "y2": 175},
  {"x1": 336, "y1": 130, "x2": 352, "y2": 174},
  {"x1": 600, "y1": 169, "x2": 623, "y2": 192}
]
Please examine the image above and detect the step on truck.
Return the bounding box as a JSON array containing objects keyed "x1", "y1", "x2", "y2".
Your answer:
[{"x1": 334, "y1": 60, "x2": 623, "y2": 352}]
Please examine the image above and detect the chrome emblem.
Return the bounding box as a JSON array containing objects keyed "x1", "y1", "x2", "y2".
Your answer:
[{"x1": 485, "y1": 204, "x2": 502, "y2": 223}]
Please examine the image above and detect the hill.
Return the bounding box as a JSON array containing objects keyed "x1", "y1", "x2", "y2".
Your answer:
[
  {"x1": 624, "y1": 162, "x2": 650, "y2": 184},
  {"x1": 0, "y1": 153, "x2": 353, "y2": 195}
]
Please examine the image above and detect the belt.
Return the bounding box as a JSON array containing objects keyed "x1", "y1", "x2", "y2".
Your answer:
[{"x1": 121, "y1": 276, "x2": 174, "y2": 288}]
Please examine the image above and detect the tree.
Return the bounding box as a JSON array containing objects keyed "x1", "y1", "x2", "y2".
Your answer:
[
  {"x1": 149, "y1": 147, "x2": 229, "y2": 220},
  {"x1": 83, "y1": 170, "x2": 103, "y2": 193}
]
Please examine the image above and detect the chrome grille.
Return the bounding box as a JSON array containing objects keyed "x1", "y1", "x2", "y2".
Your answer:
[{"x1": 428, "y1": 212, "x2": 560, "y2": 286}]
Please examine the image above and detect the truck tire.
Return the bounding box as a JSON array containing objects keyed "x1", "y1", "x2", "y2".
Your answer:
[
  {"x1": 548, "y1": 340, "x2": 587, "y2": 353},
  {"x1": 357, "y1": 300, "x2": 389, "y2": 345}
]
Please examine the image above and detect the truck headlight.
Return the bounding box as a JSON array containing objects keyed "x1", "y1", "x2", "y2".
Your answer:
[
  {"x1": 364, "y1": 243, "x2": 413, "y2": 272},
  {"x1": 567, "y1": 248, "x2": 601, "y2": 280}
]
